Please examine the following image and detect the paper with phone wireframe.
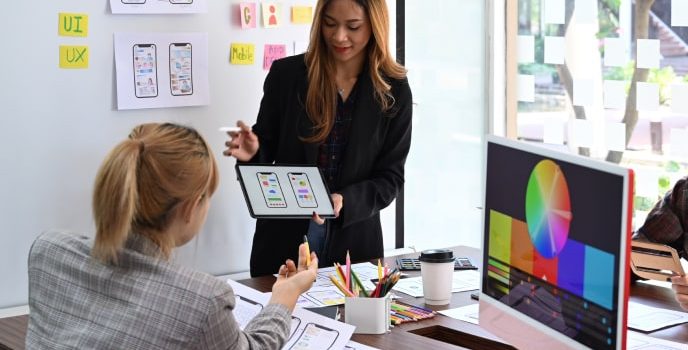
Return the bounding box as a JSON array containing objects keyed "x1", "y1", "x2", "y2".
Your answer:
[
  {"x1": 630, "y1": 240, "x2": 685, "y2": 281},
  {"x1": 235, "y1": 164, "x2": 335, "y2": 219}
]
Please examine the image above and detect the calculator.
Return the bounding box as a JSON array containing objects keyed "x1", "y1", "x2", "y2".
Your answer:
[{"x1": 396, "y1": 257, "x2": 478, "y2": 271}]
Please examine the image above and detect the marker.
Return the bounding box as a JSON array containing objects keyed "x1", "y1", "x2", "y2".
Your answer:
[{"x1": 303, "y1": 235, "x2": 311, "y2": 266}]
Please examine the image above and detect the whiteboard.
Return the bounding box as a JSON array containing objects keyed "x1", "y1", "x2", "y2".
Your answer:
[{"x1": 0, "y1": 0, "x2": 318, "y2": 308}]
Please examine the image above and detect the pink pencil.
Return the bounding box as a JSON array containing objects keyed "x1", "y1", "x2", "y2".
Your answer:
[{"x1": 345, "y1": 250, "x2": 351, "y2": 291}]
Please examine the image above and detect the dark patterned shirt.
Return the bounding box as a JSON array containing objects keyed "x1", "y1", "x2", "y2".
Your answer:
[
  {"x1": 317, "y1": 83, "x2": 359, "y2": 190},
  {"x1": 635, "y1": 176, "x2": 688, "y2": 259}
]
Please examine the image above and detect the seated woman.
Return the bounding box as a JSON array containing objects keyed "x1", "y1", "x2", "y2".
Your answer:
[
  {"x1": 26, "y1": 123, "x2": 317, "y2": 349},
  {"x1": 634, "y1": 176, "x2": 688, "y2": 311}
]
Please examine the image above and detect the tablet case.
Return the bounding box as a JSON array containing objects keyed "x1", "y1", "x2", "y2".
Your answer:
[
  {"x1": 630, "y1": 240, "x2": 685, "y2": 281},
  {"x1": 236, "y1": 163, "x2": 336, "y2": 219}
]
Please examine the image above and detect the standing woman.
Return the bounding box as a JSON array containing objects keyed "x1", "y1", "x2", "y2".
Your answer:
[
  {"x1": 27, "y1": 123, "x2": 317, "y2": 349},
  {"x1": 224, "y1": 0, "x2": 412, "y2": 276}
]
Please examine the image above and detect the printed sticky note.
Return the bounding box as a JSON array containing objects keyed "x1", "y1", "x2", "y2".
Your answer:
[
  {"x1": 517, "y1": 35, "x2": 534, "y2": 63},
  {"x1": 605, "y1": 122, "x2": 626, "y2": 152},
  {"x1": 262, "y1": 2, "x2": 282, "y2": 28},
  {"x1": 570, "y1": 119, "x2": 594, "y2": 148},
  {"x1": 636, "y1": 82, "x2": 659, "y2": 111},
  {"x1": 230, "y1": 43, "x2": 255, "y2": 65},
  {"x1": 59, "y1": 45, "x2": 89, "y2": 69},
  {"x1": 517, "y1": 74, "x2": 535, "y2": 102},
  {"x1": 575, "y1": 0, "x2": 596, "y2": 23},
  {"x1": 604, "y1": 38, "x2": 626, "y2": 67},
  {"x1": 294, "y1": 41, "x2": 308, "y2": 55},
  {"x1": 672, "y1": 83, "x2": 688, "y2": 114},
  {"x1": 672, "y1": 0, "x2": 688, "y2": 27},
  {"x1": 58, "y1": 13, "x2": 88, "y2": 37},
  {"x1": 292, "y1": 6, "x2": 312, "y2": 24},
  {"x1": 543, "y1": 120, "x2": 565, "y2": 145},
  {"x1": 264, "y1": 44, "x2": 286, "y2": 70},
  {"x1": 573, "y1": 79, "x2": 594, "y2": 107},
  {"x1": 636, "y1": 39, "x2": 660, "y2": 69},
  {"x1": 543, "y1": 0, "x2": 565, "y2": 24},
  {"x1": 603, "y1": 80, "x2": 626, "y2": 109},
  {"x1": 240, "y1": 3, "x2": 257, "y2": 29},
  {"x1": 670, "y1": 128, "x2": 688, "y2": 157},
  {"x1": 544, "y1": 36, "x2": 565, "y2": 65}
]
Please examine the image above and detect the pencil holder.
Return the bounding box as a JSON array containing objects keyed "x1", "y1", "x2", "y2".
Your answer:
[{"x1": 344, "y1": 296, "x2": 391, "y2": 334}]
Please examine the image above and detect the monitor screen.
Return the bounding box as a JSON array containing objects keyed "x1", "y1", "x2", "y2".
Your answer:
[{"x1": 479, "y1": 136, "x2": 633, "y2": 350}]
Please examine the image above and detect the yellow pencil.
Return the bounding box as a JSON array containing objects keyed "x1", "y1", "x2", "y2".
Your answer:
[{"x1": 303, "y1": 235, "x2": 311, "y2": 266}]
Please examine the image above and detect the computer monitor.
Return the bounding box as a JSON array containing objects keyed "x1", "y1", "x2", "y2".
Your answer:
[{"x1": 479, "y1": 136, "x2": 634, "y2": 350}]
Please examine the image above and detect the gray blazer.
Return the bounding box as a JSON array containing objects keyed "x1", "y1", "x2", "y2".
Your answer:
[{"x1": 26, "y1": 230, "x2": 290, "y2": 349}]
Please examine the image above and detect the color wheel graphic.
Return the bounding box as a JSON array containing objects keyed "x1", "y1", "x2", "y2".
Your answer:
[{"x1": 525, "y1": 160, "x2": 572, "y2": 259}]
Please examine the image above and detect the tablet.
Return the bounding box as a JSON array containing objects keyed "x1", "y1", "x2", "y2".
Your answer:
[
  {"x1": 630, "y1": 240, "x2": 685, "y2": 281},
  {"x1": 235, "y1": 164, "x2": 335, "y2": 219}
]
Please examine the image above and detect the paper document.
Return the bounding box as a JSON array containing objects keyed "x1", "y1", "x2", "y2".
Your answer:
[
  {"x1": 227, "y1": 280, "x2": 355, "y2": 350},
  {"x1": 392, "y1": 270, "x2": 480, "y2": 298},
  {"x1": 344, "y1": 340, "x2": 380, "y2": 349},
  {"x1": 628, "y1": 330, "x2": 687, "y2": 349},
  {"x1": 627, "y1": 301, "x2": 688, "y2": 332},
  {"x1": 439, "y1": 303, "x2": 480, "y2": 325}
]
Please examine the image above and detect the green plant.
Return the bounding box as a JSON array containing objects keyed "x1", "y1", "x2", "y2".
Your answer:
[
  {"x1": 648, "y1": 66, "x2": 677, "y2": 105},
  {"x1": 664, "y1": 160, "x2": 681, "y2": 172},
  {"x1": 633, "y1": 195, "x2": 655, "y2": 211}
]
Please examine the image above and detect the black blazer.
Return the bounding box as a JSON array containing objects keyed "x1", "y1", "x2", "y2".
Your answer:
[{"x1": 247, "y1": 54, "x2": 413, "y2": 276}]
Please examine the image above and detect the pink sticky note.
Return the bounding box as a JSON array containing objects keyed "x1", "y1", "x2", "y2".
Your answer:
[
  {"x1": 264, "y1": 44, "x2": 286, "y2": 70},
  {"x1": 240, "y1": 3, "x2": 257, "y2": 29}
]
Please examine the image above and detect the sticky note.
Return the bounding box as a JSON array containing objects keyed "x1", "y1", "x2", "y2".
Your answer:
[
  {"x1": 518, "y1": 74, "x2": 535, "y2": 102},
  {"x1": 570, "y1": 119, "x2": 594, "y2": 147},
  {"x1": 603, "y1": 80, "x2": 626, "y2": 109},
  {"x1": 240, "y1": 3, "x2": 257, "y2": 29},
  {"x1": 605, "y1": 122, "x2": 626, "y2": 152},
  {"x1": 604, "y1": 38, "x2": 626, "y2": 67},
  {"x1": 262, "y1": 2, "x2": 282, "y2": 28},
  {"x1": 544, "y1": 36, "x2": 565, "y2": 65},
  {"x1": 543, "y1": 120, "x2": 565, "y2": 145},
  {"x1": 636, "y1": 39, "x2": 660, "y2": 69},
  {"x1": 230, "y1": 43, "x2": 255, "y2": 65},
  {"x1": 58, "y1": 13, "x2": 88, "y2": 37},
  {"x1": 670, "y1": 128, "x2": 688, "y2": 157},
  {"x1": 672, "y1": 0, "x2": 688, "y2": 27},
  {"x1": 671, "y1": 83, "x2": 688, "y2": 114},
  {"x1": 573, "y1": 79, "x2": 594, "y2": 107},
  {"x1": 634, "y1": 168, "x2": 661, "y2": 197},
  {"x1": 59, "y1": 45, "x2": 89, "y2": 69},
  {"x1": 518, "y1": 35, "x2": 534, "y2": 63},
  {"x1": 293, "y1": 41, "x2": 308, "y2": 55},
  {"x1": 575, "y1": 0, "x2": 596, "y2": 23},
  {"x1": 264, "y1": 44, "x2": 286, "y2": 70},
  {"x1": 292, "y1": 6, "x2": 312, "y2": 24},
  {"x1": 543, "y1": 0, "x2": 565, "y2": 24},
  {"x1": 636, "y1": 82, "x2": 659, "y2": 111}
]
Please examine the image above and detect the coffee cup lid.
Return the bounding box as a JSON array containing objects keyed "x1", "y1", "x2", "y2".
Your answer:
[{"x1": 418, "y1": 249, "x2": 454, "y2": 263}]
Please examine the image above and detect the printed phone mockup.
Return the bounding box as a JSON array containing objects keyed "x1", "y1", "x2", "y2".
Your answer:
[
  {"x1": 289, "y1": 323, "x2": 339, "y2": 350},
  {"x1": 288, "y1": 172, "x2": 318, "y2": 208},
  {"x1": 133, "y1": 44, "x2": 158, "y2": 98},
  {"x1": 169, "y1": 43, "x2": 193, "y2": 96},
  {"x1": 287, "y1": 317, "x2": 301, "y2": 342},
  {"x1": 256, "y1": 172, "x2": 287, "y2": 208}
]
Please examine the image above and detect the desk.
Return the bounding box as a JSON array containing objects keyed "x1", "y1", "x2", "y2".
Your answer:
[{"x1": 2, "y1": 246, "x2": 687, "y2": 349}]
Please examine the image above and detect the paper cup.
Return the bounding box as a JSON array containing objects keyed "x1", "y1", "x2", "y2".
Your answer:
[{"x1": 419, "y1": 249, "x2": 454, "y2": 305}]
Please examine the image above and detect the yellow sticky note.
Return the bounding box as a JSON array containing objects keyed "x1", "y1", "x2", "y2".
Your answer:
[
  {"x1": 58, "y1": 13, "x2": 88, "y2": 37},
  {"x1": 59, "y1": 45, "x2": 89, "y2": 69},
  {"x1": 230, "y1": 43, "x2": 254, "y2": 65},
  {"x1": 292, "y1": 6, "x2": 312, "y2": 24}
]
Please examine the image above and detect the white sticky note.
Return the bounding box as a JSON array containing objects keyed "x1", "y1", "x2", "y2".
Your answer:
[
  {"x1": 575, "y1": 0, "x2": 596, "y2": 23},
  {"x1": 672, "y1": 0, "x2": 688, "y2": 27},
  {"x1": 293, "y1": 41, "x2": 308, "y2": 55},
  {"x1": 543, "y1": 120, "x2": 565, "y2": 145},
  {"x1": 605, "y1": 122, "x2": 626, "y2": 151},
  {"x1": 604, "y1": 80, "x2": 626, "y2": 109},
  {"x1": 670, "y1": 128, "x2": 688, "y2": 157},
  {"x1": 636, "y1": 39, "x2": 660, "y2": 69},
  {"x1": 672, "y1": 83, "x2": 688, "y2": 114},
  {"x1": 634, "y1": 168, "x2": 661, "y2": 198},
  {"x1": 570, "y1": 119, "x2": 594, "y2": 147},
  {"x1": 636, "y1": 82, "x2": 659, "y2": 111},
  {"x1": 518, "y1": 74, "x2": 535, "y2": 102},
  {"x1": 543, "y1": 0, "x2": 565, "y2": 24},
  {"x1": 544, "y1": 36, "x2": 565, "y2": 65},
  {"x1": 518, "y1": 35, "x2": 535, "y2": 63},
  {"x1": 573, "y1": 79, "x2": 595, "y2": 106},
  {"x1": 604, "y1": 38, "x2": 627, "y2": 67}
]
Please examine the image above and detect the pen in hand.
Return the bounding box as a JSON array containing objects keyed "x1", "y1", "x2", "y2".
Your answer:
[{"x1": 303, "y1": 235, "x2": 311, "y2": 266}]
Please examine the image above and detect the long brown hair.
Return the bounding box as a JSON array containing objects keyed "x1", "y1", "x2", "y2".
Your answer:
[
  {"x1": 91, "y1": 123, "x2": 219, "y2": 264},
  {"x1": 304, "y1": 0, "x2": 406, "y2": 143}
]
